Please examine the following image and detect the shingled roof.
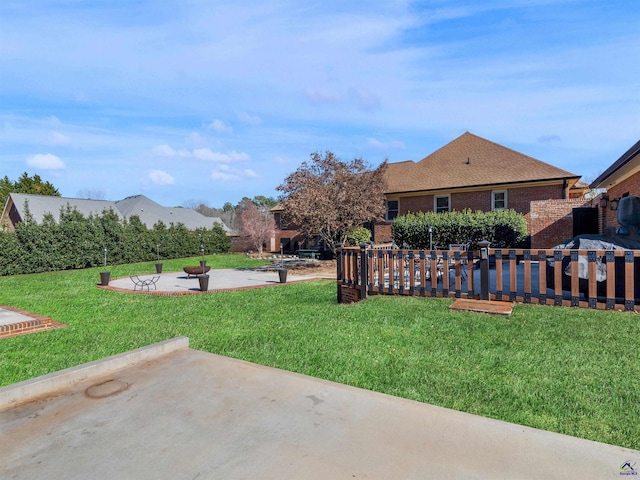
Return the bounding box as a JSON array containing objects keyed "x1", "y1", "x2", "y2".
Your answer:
[
  {"x1": 2, "y1": 194, "x2": 230, "y2": 233},
  {"x1": 590, "y1": 139, "x2": 640, "y2": 190},
  {"x1": 4, "y1": 194, "x2": 122, "y2": 224},
  {"x1": 385, "y1": 132, "x2": 580, "y2": 194},
  {"x1": 115, "y1": 195, "x2": 230, "y2": 232}
]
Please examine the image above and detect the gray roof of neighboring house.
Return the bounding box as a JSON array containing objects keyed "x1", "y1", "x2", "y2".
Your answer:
[
  {"x1": 4, "y1": 193, "x2": 230, "y2": 233},
  {"x1": 115, "y1": 195, "x2": 230, "y2": 232},
  {"x1": 6, "y1": 193, "x2": 122, "y2": 224}
]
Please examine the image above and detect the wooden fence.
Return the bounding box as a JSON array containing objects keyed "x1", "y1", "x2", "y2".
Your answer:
[{"x1": 336, "y1": 244, "x2": 640, "y2": 312}]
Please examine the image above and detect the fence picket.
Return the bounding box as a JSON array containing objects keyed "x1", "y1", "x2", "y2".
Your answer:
[{"x1": 336, "y1": 246, "x2": 638, "y2": 312}]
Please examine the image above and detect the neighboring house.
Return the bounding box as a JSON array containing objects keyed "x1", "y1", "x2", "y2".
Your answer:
[
  {"x1": 269, "y1": 204, "x2": 318, "y2": 254},
  {"x1": 1, "y1": 193, "x2": 230, "y2": 233},
  {"x1": 590, "y1": 139, "x2": 640, "y2": 235},
  {"x1": 376, "y1": 132, "x2": 588, "y2": 246},
  {"x1": 268, "y1": 132, "x2": 592, "y2": 252},
  {"x1": 113, "y1": 195, "x2": 230, "y2": 232}
]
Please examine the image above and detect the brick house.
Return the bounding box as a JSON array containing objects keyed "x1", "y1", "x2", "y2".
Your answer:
[
  {"x1": 270, "y1": 204, "x2": 316, "y2": 254},
  {"x1": 270, "y1": 132, "x2": 590, "y2": 253},
  {"x1": 590, "y1": 139, "x2": 640, "y2": 235},
  {"x1": 376, "y1": 132, "x2": 587, "y2": 247}
]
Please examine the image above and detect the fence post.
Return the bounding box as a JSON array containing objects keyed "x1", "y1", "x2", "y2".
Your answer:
[
  {"x1": 360, "y1": 243, "x2": 369, "y2": 301},
  {"x1": 335, "y1": 243, "x2": 343, "y2": 303},
  {"x1": 479, "y1": 240, "x2": 491, "y2": 301}
]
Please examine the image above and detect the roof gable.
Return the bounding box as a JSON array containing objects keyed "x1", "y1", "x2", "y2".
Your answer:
[
  {"x1": 590, "y1": 139, "x2": 640, "y2": 190},
  {"x1": 385, "y1": 132, "x2": 579, "y2": 194}
]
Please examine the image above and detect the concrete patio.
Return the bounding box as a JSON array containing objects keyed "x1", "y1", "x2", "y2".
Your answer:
[{"x1": 1, "y1": 338, "x2": 637, "y2": 479}]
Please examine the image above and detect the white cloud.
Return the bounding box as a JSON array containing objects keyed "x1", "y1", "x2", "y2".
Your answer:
[
  {"x1": 75, "y1": 91, "x2": 90, "y2": 103},
  {"x1": 26, "y1": 153, "x2": 65, "y2": 169},
  {"x1": 368, "y1": 138, "x2": 405, "y2": 149},
  {"x1": 187, "y1": 132, "x2": 208, "y2": 147},
  {"x1": 152, "y1": 144, "x2": 189, "y2": 157},
  {"x1": 210, "y1": 165, "x2": 259, "y2": 182},
  {"x1": 46, "y1": 131, "x2": 71, "y2": 146},
  {"x1": 210, "y1": 170, "x2": 240, "y2": 182},
  {"x1": 46, "y1": 115, "x2": 62, "y2": 126},
  {"x1": 149, "y1": 169, "x2": 175, "y2": 185},
  {"x1": 238, "y1": 112, "x2": 262, "y2": 125},
  {"x1": 305, "y1": 88, "x2": 341, "y2": 105},
  {"x1": 208, "y1": 119, "x2": 232, "y2": 133},
  {"x1": 193, "y1": 148, "x2": 249, "y2": 163},
  {"x1": 537, "y1": 135, "x2": 562, "y2": 144},
  {"x1": 348, "y1": 88, "x2": 380, "y2": 111}
]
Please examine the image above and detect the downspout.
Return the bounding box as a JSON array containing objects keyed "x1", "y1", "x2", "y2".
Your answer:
[{"x1": 562, "y1": 179, "x2": 567, "y2": 199}]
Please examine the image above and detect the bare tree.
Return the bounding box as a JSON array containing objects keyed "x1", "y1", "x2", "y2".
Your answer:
[
  {"x1": 76, "y1": 188, "x2": 107, "y2": 200},
  {"x1": 277, "y1": 151, "x2": 388, "y2": 255},
  {"x1": 182, "y1": 199, "x2": 207, "y2": 210},
  {"x1": 238, "y1": 199, "x2": 276, "y2": 257}
]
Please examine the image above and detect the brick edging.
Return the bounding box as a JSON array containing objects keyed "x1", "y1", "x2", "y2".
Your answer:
[
  {"x1": 0, "y1": 305, "x2": 66, "y2": 339},
  {"x1": 97, "y1": 277, "x2": 332, "y2": 296}
]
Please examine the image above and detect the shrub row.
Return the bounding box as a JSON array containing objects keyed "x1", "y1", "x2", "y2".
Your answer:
[
  {"x1": 0, "y1": 205, "x2": 230, "y2": 276},
  {"x1": 391, "y1": 209, "x2": 528, "y2": 250}
]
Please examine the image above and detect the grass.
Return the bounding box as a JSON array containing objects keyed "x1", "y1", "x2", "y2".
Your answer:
[{"x1": 1, "y1": 254, "x2": 639, "y2": 450}]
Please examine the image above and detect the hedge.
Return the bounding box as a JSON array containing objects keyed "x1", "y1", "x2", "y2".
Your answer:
[
  {"x1": 391, "y1": 209, "x2": 528, "y2": 250},
  {"x1": 0, "y1": 205, "x2": 231, "y2": 276}
]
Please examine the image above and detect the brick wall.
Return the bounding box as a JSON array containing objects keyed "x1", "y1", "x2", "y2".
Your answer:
[
  {"x1": 399, "y1": 195, "x2": 433, "y2": 215},
  {"x1": 396, "y1": 184, "x2": 566, "y2": 217},
  {"x1": 380, "y1": 183, "x2": 572, "y2": 246},
  {"x1": 529, "y1": 198, "x2": 595, "y2": 249},
  {"x1": 602, "y1": 172, "x2": 640, "y2": 231},
  {"x1": 508, "y1": 184, "x2": 566, "y2": 215},
  {"x1": 373, "y1": 222, "x2": 393, "y2": 243},
  {"x1": 452, "y1": 191, "x2": 491, "y2": 211}
]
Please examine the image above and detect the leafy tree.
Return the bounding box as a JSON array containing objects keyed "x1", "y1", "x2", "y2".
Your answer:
[
  {"x1": 277, "y1": 151, "x2": 388, "y2": 255},
  {"x1": 238, "y1": 199, "x2": 276, "y2": 258},
  {"x1": 240, "y1": 195, "x2": 278, "y2": 209},
  {"x1": 188, "y1": 196, "x2": 277, "y2": 235},
  {"x1": 14, "y1": 172, "x2": 60, "y2": 196},
  {"x1": 0, "y1": 172, "x2": 61, "y2": 208},
  {"x1": 0, "y1": 176, "x2": 13, "y2": 210}
]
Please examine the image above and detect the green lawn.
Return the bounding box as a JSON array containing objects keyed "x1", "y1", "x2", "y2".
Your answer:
[{"x1": 1, "y1": 254, "x2": 638, "y2": 450}]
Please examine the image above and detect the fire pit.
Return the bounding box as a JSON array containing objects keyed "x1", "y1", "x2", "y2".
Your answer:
[{"x1": 183, "y1": 266, "x2": 211, "y2": 278}]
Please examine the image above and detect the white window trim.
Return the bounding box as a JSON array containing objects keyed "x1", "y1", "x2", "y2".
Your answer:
[
  {"x1": 434, "y1": 195, "x2": 450, "y2": 213},
  {"x1": 492, "y1": 190, "x2": 507, "y2": 210},
  {"x1": 386, "y1": 199, "x2": 399, "y2": 221}
]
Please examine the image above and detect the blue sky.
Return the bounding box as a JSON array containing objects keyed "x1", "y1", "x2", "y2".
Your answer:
[{"x1": 1, "y1": 0, "x2": 638, "y2": 208}]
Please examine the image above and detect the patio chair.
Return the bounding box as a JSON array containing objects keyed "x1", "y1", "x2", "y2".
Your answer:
[
  {"x1": 447, "y1": 244, "x2": 470, "y2": 281},
  {"x1": 130, "y1": 275, "x2": 161, "y2": 292}
]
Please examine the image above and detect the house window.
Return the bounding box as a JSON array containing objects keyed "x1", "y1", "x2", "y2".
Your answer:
[
  {"x1": 386, "y1": 200, "x2": 399, "y2": 221},
  {"x1": 492, "y1": 191, "x2": 507, "y2": 210},
  {"x1": 278, "y1": 213, "x2": 291, "y2": 230},
  {"x1": 434, "y1": 195, "x2": 450, "y2": 213}
]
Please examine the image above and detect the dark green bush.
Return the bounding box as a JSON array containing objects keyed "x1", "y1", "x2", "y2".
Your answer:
[
  {"x1": 391, "y1": 209, "x2": 527, "y2": 250},
  {"x1": 0, "y1": 206, "x2": 231, "y2": 276}
]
